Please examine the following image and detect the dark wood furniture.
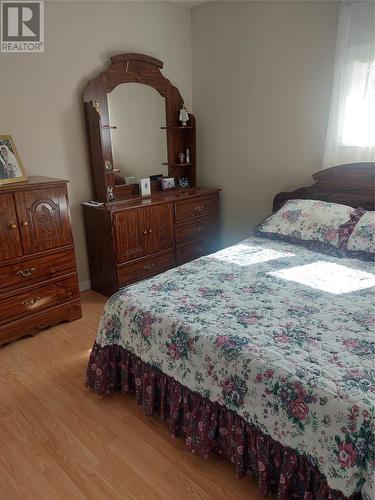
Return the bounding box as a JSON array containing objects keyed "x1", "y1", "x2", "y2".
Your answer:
[
  {"x1": 273, "y1": 162, "x2": 375, "y2": 212},
  {"x1": 0, "y1": 176, "x2": 81, "y2": 346},
  {"x1": 82, "y1": 54, "x2": 221, "y2": 295},
  {"x1": 83, "y1": 53, "x2": 197, "y2": 202},
  {"x1": 83, "y1": 187, "x2": 220, "y2": 296}
]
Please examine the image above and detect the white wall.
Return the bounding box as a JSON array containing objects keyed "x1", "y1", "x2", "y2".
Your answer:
[
  {"x1": 1, "y1": 0, "x2": 340, "y2": 286},
  {"x1": 0, "y1": 0, "x2": 192, "y2": 286},
  {"x1": 192, "y1": 1, "x2": 339, "y2": 246}
]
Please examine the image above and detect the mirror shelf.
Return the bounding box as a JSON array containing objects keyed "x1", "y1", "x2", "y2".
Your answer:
[
  {"x1": 160, "y1": 125, "x2": 194, "y2": 130},
  {"x1": 162, "y1": 163, "x2": 192, "y2": 167}
]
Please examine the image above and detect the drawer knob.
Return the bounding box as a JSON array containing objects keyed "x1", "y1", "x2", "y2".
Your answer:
[
  {"x1": 143, "y1": 230, "x2": 148, "y2": 235},
  {"x1": 195, "y1": 224, "x2": 204, "y2": 233},
  {"x1": 21, "y1": 221, "x2": 29, "y2": 227},
  {"x1": 22, "y1": 296, "x2": 41, "y2": 307},
  {"x1": 148, "y1": 229, "x2": 153, "y2": 234},
  {"x1": 194, "y1": 205, "x2": 204, "y2": 214},
  {"x1": 17, "y1": 267, "x2": 36, "y2": 278},
  {"x1": 143, "y1": 263, "x2": 154, "y2": 271},
  {"x1": 8, "y1": 223, "x2": 17, "y2": 230}
]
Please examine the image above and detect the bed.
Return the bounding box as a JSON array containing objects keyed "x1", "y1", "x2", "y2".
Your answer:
[{"x1": 86, "y1": 164, "x2": 375, "y2": 500}]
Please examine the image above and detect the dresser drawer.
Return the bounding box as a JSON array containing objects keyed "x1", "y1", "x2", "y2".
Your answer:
[
  {"x1": 0, "y1": 248, "x2": 77, "y2": 291},
  {"x1": 175, "y1": 215, "x2": 219, "y2": 245},
  {"x1": 0, "y1": 275, "x2": 79, "y2": 324},
  {"x1": 118, "y1": 250, "x2": 175, "y2": 287},
  {"x1": 176, "y1": 238, "x2": 218, "y2": 266},
  {"x1": 175, "y1": 193, "x2": 219, "y2": 222}
]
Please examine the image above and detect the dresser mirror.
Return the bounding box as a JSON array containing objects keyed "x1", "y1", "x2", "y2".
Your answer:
[
  {"x1": 108, "y1": 83, "x2": 168, "y2": 185},
  {"x1": 83, "y1": 53, "x2": 197, "y2": 202}
]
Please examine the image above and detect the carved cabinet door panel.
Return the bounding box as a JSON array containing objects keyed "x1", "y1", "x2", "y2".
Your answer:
[
  {"x1": 0, "y1": 193, "x2": 23, "y2": 261},
  {"x1": 114, "y1": 208, "x2": 148, "y2": 263},
  {"x1": 144, "y1": 203, "x2": 174, "y2": 255},
  {"x1": 14, "y1": 187, "x2": 73, "y2": 255}
]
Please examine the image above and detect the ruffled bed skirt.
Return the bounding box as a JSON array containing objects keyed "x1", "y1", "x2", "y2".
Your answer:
[{"x1": 86, "y1": 343, "x2": 360, "y2": 500}]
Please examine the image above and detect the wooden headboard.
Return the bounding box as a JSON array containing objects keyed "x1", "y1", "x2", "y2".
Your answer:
[{"x1": 273, "y1": 163, "x2": 375, "y2": 212}]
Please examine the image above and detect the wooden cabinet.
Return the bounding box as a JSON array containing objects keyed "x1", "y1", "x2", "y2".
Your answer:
[
  {"x1": 0, "y1": 193, "x2": 23, "y2": 261},
  {"x1": 13, "y1": 187, "x2": 73, "y2": 254},
  {"x1": 175, "y1": 215, "x2": 220, "y2": 245},
  {"x1": 117, "y1": 250, "x2": 175, "y2": 287},
  {"x1": 0, "y1": 276, "x2": 78, "y2": 324},
  {"x1": 144, "y1": 204, "x2": 174, "y2": 255},
  {"x1": 114, "y1": 208, "x2": 148, "y2": 262},
  {"x1": 114, "y1": 203, "x2": 174, "y2": 263},
  {"x1": 175, "y1": 194, "x2": 219, "y2": 223},
  {"x1": 0, "y1": 177, "x2": 81, "y2": 346},
  {"x1": 83, "y1": 188, "x2": 221, "y2": 296},
  {"x1": 176, "y1": 237, "x2": 217, "y2": 266},
  {"x1": 0, "y1": 248, "x2": 77, "y2": 292},
  {"x1": 175, "y1": 193, "x2": 220, "y2": 266}
]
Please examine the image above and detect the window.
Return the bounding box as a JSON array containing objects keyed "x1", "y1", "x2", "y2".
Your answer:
[
  {"x1": 341, "y1": 60, "x2": 375, "y2": 147},
  {"x1": 323, "y1": 2, "x2": 375, "y2": 168}
]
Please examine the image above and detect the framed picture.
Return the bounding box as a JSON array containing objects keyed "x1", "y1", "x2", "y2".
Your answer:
[
  {"x1": 161, "y1": 177, "x2": 175, "y2": 191},
  {"x1": 140, "y1": 177, "x2": 151, "y2": 196},
  {"x1": 0, "y1": 135, "x2": 27, "y2": 185},
  {"x1": 178, "y1": 177, "x2": 190, "y2": 189}
]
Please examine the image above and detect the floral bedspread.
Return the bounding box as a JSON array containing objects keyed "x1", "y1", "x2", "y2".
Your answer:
[{"x1": 96, "y1": 237, "x2": 375, "y2": 499}]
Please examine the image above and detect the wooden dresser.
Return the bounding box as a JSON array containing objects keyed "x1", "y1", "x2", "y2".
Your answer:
[
  {"x1": 82, "y1": 54, "x2": 221, "y2": 295},
  {"x1": 83, "y1": 187, "x2": 220, "y2": 296},
  {"x1": 0, "y1": 176, "x2": 81, "y2": 346}
]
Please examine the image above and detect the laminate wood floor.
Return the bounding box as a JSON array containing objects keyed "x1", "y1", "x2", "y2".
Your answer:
[{"x1": 0, "y1": 290, "x2": 263, "y2": 500}]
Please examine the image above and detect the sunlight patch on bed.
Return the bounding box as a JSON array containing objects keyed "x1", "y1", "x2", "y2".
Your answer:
[
  {"x1": 213, "y1": 244, "x2": 295, "y2": 267},
  {"x1": 269, "y1": 261, "x2": 375, "y2": 295}
]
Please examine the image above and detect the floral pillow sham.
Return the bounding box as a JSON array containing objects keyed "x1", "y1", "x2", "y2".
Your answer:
[
  {"x1": 346, "y1": 211, "x2": 375, "y2": 261},
  {"x1": 254, "y1": 199, "x2": 354, "y2": 254}
]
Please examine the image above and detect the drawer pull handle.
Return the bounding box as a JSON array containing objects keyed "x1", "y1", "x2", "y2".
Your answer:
[
  {"x1": 8, "y1": 223, "x2": 17, "y2": 230},
  {"x1": 143, "y1": 263, "x2": 154, "y2": 271},
  {"x1": 21, "y1": 221, "x2": 29, "y2": 227},
  {"x1": 195, "y1": 224, "x2": 204, "y2": 233},
  {"x1": 17, "y1": 267, "x2": 36, "y2": 277},
  {"x1": 194, "y1": 205, "x2": 204, "y2": 214},
  {"x1": 23, "y1": 296, "x2": 41, "y2": 307},
  {"x1": 143, "y1": 229, "x2": 153, "y2": 235}
]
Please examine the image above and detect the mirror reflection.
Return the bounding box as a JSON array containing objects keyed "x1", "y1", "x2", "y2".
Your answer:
[{"x1": 108, "y1": 83, "x2": 168, "y2": 185}]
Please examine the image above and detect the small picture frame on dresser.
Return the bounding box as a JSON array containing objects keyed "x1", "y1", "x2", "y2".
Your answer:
[
  {"x1": 161, "y1": 177, "x2": 175, "y2": 191},
  {"x1": 0, "y1": 135, "x2": 27, "y2": 185},
  {"x1": 140, "y1": 178, "x2": 151, "y2": 196},
  {"x1": 178, "y1": 177, "x2": 190, "y2": 189}
]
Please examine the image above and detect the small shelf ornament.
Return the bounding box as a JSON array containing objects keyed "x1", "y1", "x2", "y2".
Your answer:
[
  {"x1": 91, "y1": 100, "x2": 100, "y2": 113},
  {"x1": 179, "y1": 105, "x2": 189, "y2": 127},
  {"x1": 104, "y1": 160, "x2": 113, "y2": 171},
  {"x1": 107, "y1": 185, "x2": 114, "y2": 201}
]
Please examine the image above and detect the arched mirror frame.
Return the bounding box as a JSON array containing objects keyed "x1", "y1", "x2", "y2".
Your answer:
[{"x1": 83, "y1": 53, "x2": 196, "y2": 202}]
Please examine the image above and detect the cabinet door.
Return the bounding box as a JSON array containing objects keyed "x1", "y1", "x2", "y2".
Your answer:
[
  {"x1": 14, "y1": 186, "x2": 73, "y2": 255},
  {"x1": 114, "y1": 208, "x2": 148, "y2": 263},
  {"x1": 0, "y1": 193, "x2": 23, "y2": 261},
  {"x1": 144, "y1": 203, "x2": 174, "y2": 254}
]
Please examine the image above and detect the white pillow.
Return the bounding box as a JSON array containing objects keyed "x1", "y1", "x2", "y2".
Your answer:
[
  {"x1": 257, "y1": 199, "x2": 353, "y2": 248},
  {"x1": 347, "y1": 211, "x2": 375, "y2": 254}
]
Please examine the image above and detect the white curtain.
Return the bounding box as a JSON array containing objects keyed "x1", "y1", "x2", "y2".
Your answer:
[{"x1": 323, "y1": 1, "x2": 375, "y2": 168}]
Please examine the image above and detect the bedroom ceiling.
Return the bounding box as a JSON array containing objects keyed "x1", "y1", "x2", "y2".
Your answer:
[{"x1": 171, "y1": 0, "x2": 211, "y2": 6}]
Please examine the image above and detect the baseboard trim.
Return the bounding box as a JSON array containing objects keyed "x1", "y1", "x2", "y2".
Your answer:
[{"x1": 79, "y1": 280, "x2": 91, "y2": 292}]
